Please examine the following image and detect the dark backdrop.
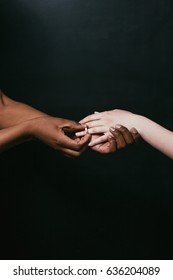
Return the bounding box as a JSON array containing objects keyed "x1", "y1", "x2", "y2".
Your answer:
[{"x1": 0, "y1": 0, "x2": 173, "y2": 259}]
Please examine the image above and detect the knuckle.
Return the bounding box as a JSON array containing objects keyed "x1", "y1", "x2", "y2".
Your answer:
[
  {"x1": 75, "y1": 145, "x2": 81, "y2": 151},
  {"x1": 88, "y1": 128, "x2": 94, "y2": 134},
  {"x1": 128, "y1": 139, "x2": 134, "y2": 144},
  {"x1": 114, "y1": 131, "x2": 120, "y2": 137},
  {"x1": 120, "y1": 126, "x2": 128, "y2": 132}
]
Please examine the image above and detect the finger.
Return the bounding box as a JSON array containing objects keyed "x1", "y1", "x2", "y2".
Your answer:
[
  {"x1": 107, "y1": 135, "x2": 117, "y2": 153},
  {"x1": 90, "y1": 135, "x2": 117, "y2": 154},
  {"x1": 130, "y1": 127, "x2": 141, "y2": 142},
  {"x1": 84, "y1": 120, "x2": 103, "y2": 128},
  {"x1": 64, "y1": 122, "x2": 86, "y2": 133},
  {"x1": 75, "y1": 130, "x2": 86, "y2": 137},
  {"x1": 77, "y1": 134, "x2": 92, "y2": 147},
  {"x1": 115, "y1": 125, "x2": 134, "y2": 144},
  {"x1": 76, "y1": 126, "x2": 106, "y2": 136},
  {"x1": 61, "y1": 143, "x2": 89, "y2": 158},
  {"x1": 63, "y1": 123, "x2": 86, "y2": 138},
  {"x1": 58, "y1": 132, "x2": 91, "y2": 150},
  {"x1": 79, "y1": 113, "x2": 101, "y2": 124},
  {"x1": 88, "y1": 126, "x2": 107, "y2": 134},
  {"x1": 75, "y1": 124, "x2": 90, "y2": 137},
  {"x1": 109, "y1": 127, "x2": 127, "y2": 149},
  {"x1": 88, "y1": 134, "x2": 108, "y2": 147}
]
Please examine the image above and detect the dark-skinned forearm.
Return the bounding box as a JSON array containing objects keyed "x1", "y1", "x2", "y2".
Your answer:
[
  {"x1": 0, "y1": 121, "x2": 33, "y2": 152},
  {"x1": 0, "y1": 90, "x2": 47, "y2": 129}
]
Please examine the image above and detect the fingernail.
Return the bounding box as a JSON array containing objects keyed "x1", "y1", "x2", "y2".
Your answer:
[
  {"x1": 114, "y1": 131, "x2": 120, "y2": 135},
  {"x1": 115, "y1": 124, "x2": 122, "y2": 128},
  {"x1": 110, "y1": 127, "x2": 115, "y2": 131},
  {"x1": 131, "y1": 127, "x2": 138, "y2": 134}
]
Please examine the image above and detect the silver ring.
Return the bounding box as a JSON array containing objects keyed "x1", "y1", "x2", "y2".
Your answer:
[{"x1": 85, "y1": 127, "x2": 88, "y2": 134}]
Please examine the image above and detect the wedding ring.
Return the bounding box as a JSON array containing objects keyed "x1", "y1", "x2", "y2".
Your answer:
[{"x1": 85, "y1": 127, "x2": 88, "y2": 134}]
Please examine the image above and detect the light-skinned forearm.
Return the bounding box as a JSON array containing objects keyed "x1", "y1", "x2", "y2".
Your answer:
[
  {"x1": 131, "y1": 114, "x2": 173, "y2": 159},
  {"x1": 0, "y1": 90, "x2": 47, "y2": 128}
]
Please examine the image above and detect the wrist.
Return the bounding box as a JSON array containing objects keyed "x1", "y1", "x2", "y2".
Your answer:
[
  {"x1": 26, "y1": 116, "x2": 48, "y2": 139},
  {"x1": 19, "y1": 120, "x2": 35, "y2": 142},
  {"x1": 131, "y1": 114, "x2": 147, "y2": 134}
]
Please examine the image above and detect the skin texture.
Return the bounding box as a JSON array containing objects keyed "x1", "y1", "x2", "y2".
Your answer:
[
  {"x1": 78, "y1": 108, "x2": 173, "y2": 159},
  {"x1": 0, "y1": 90, "x2": 140, "y2": 156},
  {"x1": 76, "y1": 110, "x2": 140, "y2": 154},
  {"x1": 0, "y1": 90, "x2": 91, "y2": 157},
  {"x1": 87, "y1": 125, "x2": 140, "y2": 154}
]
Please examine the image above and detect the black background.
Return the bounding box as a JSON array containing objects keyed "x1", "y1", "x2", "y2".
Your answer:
[{"x1": 0, "y1": 0, "x2": 173, "y2": 260}]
